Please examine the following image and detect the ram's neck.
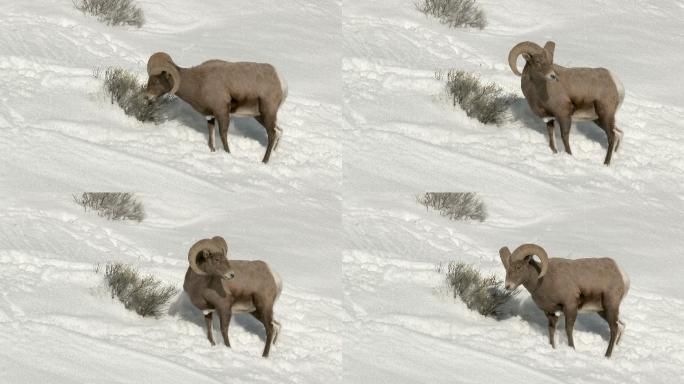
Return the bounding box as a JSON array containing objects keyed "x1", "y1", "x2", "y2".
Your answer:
[
  {"x1": 522, "y1": 263, "x2": 543, "y2": 293},
  {"x1": 174, "y1": 67, "x2": 197, "y2": 102}
]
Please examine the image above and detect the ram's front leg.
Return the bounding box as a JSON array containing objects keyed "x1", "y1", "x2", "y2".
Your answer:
[
  {"x1": 207, "y1": 116, "x2": 216, "y2": 152},
  {"x1": 546, "y1": 119, "x2": 558, "y2": 154},
  {"x1": 558, "y1": 116, "x2": 573, "y2": 155},
  {"x1": 219, "y1": 307, "x2": 232, "y2": 348},
  {"x1": 204, "y1": 311, "x2": 216, "y2": 346},
  {"x1": 546, "y1": 312, "x2": 559, "y2": 348},
  {"x1": 563, "y1": 305, "x2": 578, "y2": 348}
]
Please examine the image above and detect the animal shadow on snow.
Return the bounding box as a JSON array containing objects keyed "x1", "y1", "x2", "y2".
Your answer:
[
  {"x1": 509, "y1": 97, "x2": 609, "y2": 150},
  {"x1": 168, "y1": 292, "x2": 267, "y2": 341},
  {"x1": 159, "y1": 98, "x2": 269, "y2": 148},
  {"x1": 503, "y1": 296, "x2": 612, "y2": 342}
]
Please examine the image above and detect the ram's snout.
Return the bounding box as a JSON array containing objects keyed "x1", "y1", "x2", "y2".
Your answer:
[{"x1": 504, "y1": 281, "x2": 518, "y2": 291}]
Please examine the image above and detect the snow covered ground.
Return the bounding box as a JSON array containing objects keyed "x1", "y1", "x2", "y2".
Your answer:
[
  {"x1": 1, "y1": 0, "x2": 684, "y2": 383},
  {"x1": 342, "y1": 0, "x2": 684, "y2": 383},
  {"x1": 1, "y1": 0, "x2": 340, "y2": 382}
]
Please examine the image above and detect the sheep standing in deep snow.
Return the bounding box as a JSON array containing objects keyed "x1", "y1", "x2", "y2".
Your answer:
[
  {"x1": 146, "y1": 52, "x2": 288, "y2": 163},
  {"x1": 508, "y1": 41, "x2": 625, "y2": 165},
  {"x1": 499, "y1": 243, "x2": 630, "y2": 357},
  {"x1": 183, "y1": 236, "x2": 283, "y2": 357}
]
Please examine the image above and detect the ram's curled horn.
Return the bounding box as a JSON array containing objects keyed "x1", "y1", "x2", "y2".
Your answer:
[
  {"x1": 147, "y1": 52, "x2": 180, "y2": 95},
  {"x1": 507, "y1": 41, "x2": 544, "y2": 76},
  {"x1": 187, "y1": 238, "x2": 221, "y2": 275},
  {"x1": 212, "y1": 236, "x2": 229, "y2": 256},
  {"x1": 510, "y1": 243, "x2": 549, "y2": 278},
  {"x1": 499, "y1": 246, "x2": 512, "y2": 269},
  {"x1": 543, "y1": 41, "x2": 556, "y2": 61}
]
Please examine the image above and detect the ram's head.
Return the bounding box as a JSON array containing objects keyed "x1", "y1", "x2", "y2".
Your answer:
[
  {"x1": 499, "y1": 243, "x2": 549, "y2": 290},
  {"x1": 508, "y1": 41, "x2": 558, "y2": 82},
  {"x1": 146, "y1": 52, "x2": 180, "y2": 100},
  {"x1": 187, "y1": 236, "x2": 235, "y2": 280}
]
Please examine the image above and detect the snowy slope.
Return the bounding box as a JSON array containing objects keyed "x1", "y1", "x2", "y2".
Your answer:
[
  {"x1": 343, "y1": 0, "x2": 684, "y2": 194},
  {"x1": 2, "y1": 0, "x2": 684, "y2": 383},
  {"x1": 343, "y1": 0, "x2": 684, "y2": 383},
  {"x1": 344, "y1": 192, "x2": 684, "y2": 383},
  {"x1": 0, "y1": 0, "x2": 341, "y2": 383}
]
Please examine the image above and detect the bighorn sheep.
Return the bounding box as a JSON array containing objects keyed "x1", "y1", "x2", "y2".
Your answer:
[
  {"x1": 183, "y1": 236, "x2": 283, "y2": 357},
  {"x1": 499, "y1": 243, "x2": 630, "y2": 357},
  {"x1": 508, "y1": 41, "x2": 625, "y2": 165},
  {"x1": 146, "y1": 52, "x2": 288, "y2": 163}
]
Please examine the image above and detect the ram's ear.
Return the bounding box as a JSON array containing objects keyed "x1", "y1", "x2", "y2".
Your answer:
[
  {"x1": 196, "y1": 250, "x2": 208, "y2": 263},
  {"x1": 499, "y1": 247, "x2": 512, "y2": 269},
  {"x1": 543, "y1": 41, "x2": 555, "y2": 62},
  {"x1": 522, "y1": 53, "x2": 531, "y2": 61}
]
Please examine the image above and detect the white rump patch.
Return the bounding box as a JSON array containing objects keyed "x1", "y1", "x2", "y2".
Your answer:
[
  {"x1": 617, "y1": 263, "x2": 630, "y2": 296},
  {"x1": 542, "y1": 117, "x2": 554, "y2": 123},
  {"x1": 205, "y1": 115, "x2": 214, "y2": 121},
  {"x1": 202, "y1": 309, "x2": 214, "y2": 315},
  {"x1": 274, "y1": 67, "x2": 288, "y2": 107},
  {"x1": 609, "y1": 70, "x2": 625, "y2": 111},
  {"x1": 266, "y1": 264, "x2": 283, "y2": 301}
]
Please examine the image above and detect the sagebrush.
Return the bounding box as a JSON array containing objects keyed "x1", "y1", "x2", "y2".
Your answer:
[
  {"x1": 417, "y1": 192, "x2": 487, "y2": 222},
  {"x1": 74, "y1": 192, "x2": 145, "y2": 222},
  {"x1": 74, "y1": 0, "x2": 144, "y2": 27},
  {"x1": 98, "y1": 67, "x2": 167, "y2": 123},
  {"x1": 103, "y1": 262, "x2": 178, "y2": 318},
  {"x1": 440, "y1": 261, "x2": 517, "y2": 317},
  {"x1": 417, "y1": 0, "x2": 486, "y2": 29},
  {"x1": 436, "y1": 70, "x2": 514, "y2": 124}
]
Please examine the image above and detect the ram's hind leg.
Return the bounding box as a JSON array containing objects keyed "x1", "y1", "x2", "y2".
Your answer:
[
  {"x1": 272, "y1": 319, "x2": 281, "y2": 345},
  {"x1": 614, "y1": 126, "x2": 623, "y2": 152},
  {"x1": 616, "y1": 319, "x2": 626, "y2": 345},
  {"x1": 603, "y1": 306, "x2": 620, "y2": 358},
  {"x1": 207, "y1": 117, "x2": 216, "y2": 152},
  {"x1": 601, "y1": 311, "x2": 626, "y2": 345},
  {"x1": 217, "y1": 110, "x2": 231, "y2": 153},
  {"x1": 602, "y1": 119, "x2": 616, "y2": 166},
  {"x1": 563, "y1": 305, "x2": 578, "y2": 348},
  {"x1": 274, "y1": 124, "x2": 283, "y2": 152},
  {"x1": 259, "y1": 104, "x2": 278, "y2": 164},
  {"x1": 558, "y1": 116, "x2": 573, "y2": 155},
  {"x1": 595, "y1": 104, "x2": 618, "y2": 165},
  {"x1": 251, "y1": 305, "x2": 280, "y2": 357}
]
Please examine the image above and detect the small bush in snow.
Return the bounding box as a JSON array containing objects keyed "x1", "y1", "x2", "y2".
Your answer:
[
  {"x1": 74, "y1": 192, "x2": 145, "y2": 222},
  {"x1": 416, "y1": 0, "x2": 486, "y2": 29},
  {"x1": 99, "y1": 67, "x2": 167, "y2": 123},
  {"x1": 435, "y1": 70, "x2": 514, "y2": 124},
  {"x1": 104, "y1": 262, "x2": 178, "y2": 318},
  {"x1": 74, "y1": 0, "x2": 144, "y2": 27},
  {"x1": 417, "y1": 192, "x2": 487, "y2": 222},
  {"x1": 440, "y1": 261, "x2": 517, "y2": 317}
]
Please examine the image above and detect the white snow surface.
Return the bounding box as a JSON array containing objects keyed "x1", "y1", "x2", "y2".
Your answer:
[
  {"x1": 342, "y1": 0, "x2": 684, "y2": 383},
  {"x1": 1, "y1": 0, "x2": 341, "y2": 383},
  {"x1": 1, "y1": 0, "x2": 684, "y2": 383}
]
